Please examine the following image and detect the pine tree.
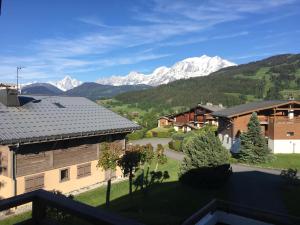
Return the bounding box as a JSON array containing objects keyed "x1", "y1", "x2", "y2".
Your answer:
[
  {"x1": 237, "y1": 112, "x2": 271, "y2": 163},
  {"x1": 180, "y1": 129, "x2": 229, "y2": 175}
]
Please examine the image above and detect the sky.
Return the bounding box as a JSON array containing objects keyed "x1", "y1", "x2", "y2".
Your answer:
[{"x1": 0, "y1": 0, "x2": 300, "y2": 83}]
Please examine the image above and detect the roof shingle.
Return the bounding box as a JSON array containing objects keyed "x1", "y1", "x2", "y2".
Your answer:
[{"x1": 0, "y1": 95, "x2": 140, "y2": 145}]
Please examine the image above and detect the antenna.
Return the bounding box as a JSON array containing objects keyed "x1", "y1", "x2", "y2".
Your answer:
[{"x1": 16, "y1": 66, "x2": 24, "y2": 93}]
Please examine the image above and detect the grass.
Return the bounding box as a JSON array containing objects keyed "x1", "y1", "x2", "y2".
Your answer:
[
  {"x1": 75, "y1": 158, "x2": 227, "y2": 225},
  {"x1": 257, "y1": 154, "x2": 300, "y2": 171},
  {"x1": 0, "y1": 211, "x2": 31, "y2": 225}
]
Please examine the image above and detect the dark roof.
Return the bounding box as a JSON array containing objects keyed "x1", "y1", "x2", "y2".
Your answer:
[
  {"x1": 212, "y1": 100, "x2": 299, "y2": 118},
  {"x1": 198, "y1": 104, "x2": 224, "y2": 112},
  {"x1": 0, "y1": 95, "x2": 140, "y2": 145},
  {"x1": 170, "y1": 104, "x2": 224, "y2": 118}
]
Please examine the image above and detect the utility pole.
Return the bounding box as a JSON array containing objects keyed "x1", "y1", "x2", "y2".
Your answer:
[{"x1": 17, "y1": 66, "x2": 24, "y2": 93}]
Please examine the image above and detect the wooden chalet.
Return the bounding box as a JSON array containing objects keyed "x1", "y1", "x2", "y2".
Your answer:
[
  {"x1": 158, "y1": 103, "x2": 224, "y2": 132},
  {"x1": 0, "y1": 85, "x2": 140, "y2": 199},
  {"x1": 212, "y1": 100, "x2": 300, "y2": 153}
]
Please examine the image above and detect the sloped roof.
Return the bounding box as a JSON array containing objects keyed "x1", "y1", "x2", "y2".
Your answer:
[
  {"x1": 199, "y1": 104, "x2": 224, "y2": 112},
  {"x1": 212, "y1": 100, "x2": 299, "y2": 118},
  {"x1": 0, "y1": 95, "x2": 140, "y2": 145}
]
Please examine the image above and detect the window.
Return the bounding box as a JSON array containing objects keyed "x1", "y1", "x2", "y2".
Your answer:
[
  {"x1": 60, "y1": 168, "x2": 70, "y2": 182},
  {"x1": 77, "y1": 163, "x2": 91, "y2": 178},
  {"x1": 287, "y1": 132, "x2": 295, "y2": 137},
  {"x1": 25, "y1": 174, "x2": 44, "y2": 193}
]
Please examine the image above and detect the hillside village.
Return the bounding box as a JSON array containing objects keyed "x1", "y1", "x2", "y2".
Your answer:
[{"x1": 1, "y1": 1, "x2": 300, "y2": 225}]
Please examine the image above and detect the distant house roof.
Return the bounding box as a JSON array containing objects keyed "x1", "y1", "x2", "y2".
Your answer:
[
  {"x1": 170, "y1": 104, "x2": 225, "y2": 118},
  {"x1": 0, "y1": 95, "x2": 140, "y2": 145},
  {"x1": 212, "y1": 100, "x2": 300, "y2": 118},
  {"x1": 198, "y1": 104, "x2": 224, "y2": 112}
]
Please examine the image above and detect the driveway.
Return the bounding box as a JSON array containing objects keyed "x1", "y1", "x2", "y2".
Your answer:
[{"x1": 130, "y1": 138, "x2": 287, "y2": 214}]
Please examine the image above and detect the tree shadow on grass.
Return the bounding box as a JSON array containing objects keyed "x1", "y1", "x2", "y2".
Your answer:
[
  {"x1": 96, "y1": 180, "x2": 226, "y2": 225},
  {"x1": 94, "y1": 169, "x2": 296, "y2": 225}
]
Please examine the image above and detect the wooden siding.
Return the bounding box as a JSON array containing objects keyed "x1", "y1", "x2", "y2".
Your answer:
[
  {"x1": 25, "y1": 174, "x2": 44, "y2": 193},
  {"x1": 15, "y1": 134, "x2": 126, "y2": 177},
  {"x1": 53, "y1": 144, "x2": 97, "y2": 168},
  {"x1": 16, "y1": 144, "x2": 97, "y2": 177},
  {"x1": 0, "y1": 150, "x2": 8, "y2": 176}
]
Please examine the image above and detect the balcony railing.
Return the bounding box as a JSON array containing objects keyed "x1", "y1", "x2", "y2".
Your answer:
[
  {"x1": 269, "y1": 116, "x2": 300, "y2": 124},
  {"x1": 0, "y1": 189, "x2": 144, "y2": 225}
]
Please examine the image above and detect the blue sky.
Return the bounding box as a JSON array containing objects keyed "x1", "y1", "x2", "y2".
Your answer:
[{"x1": 0, "y1": 0, "x2": 300, "y2": 83}]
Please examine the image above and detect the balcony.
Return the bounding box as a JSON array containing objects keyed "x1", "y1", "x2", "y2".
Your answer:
[
  {"x1": 0, "y1": 190, "x2": 144, "y2": 225},
  {"x1": 269, "y1": 116, "x2": 300, "y2": 125}
]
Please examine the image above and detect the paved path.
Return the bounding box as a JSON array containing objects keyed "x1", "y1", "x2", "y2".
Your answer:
[{"x1": 130, "y1": 138, "x2": 287, "y2": 214}]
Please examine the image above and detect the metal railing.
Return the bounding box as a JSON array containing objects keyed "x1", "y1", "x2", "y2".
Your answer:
[{"x1": 0, "y1": 189, "x2": 144, "y2": 225}]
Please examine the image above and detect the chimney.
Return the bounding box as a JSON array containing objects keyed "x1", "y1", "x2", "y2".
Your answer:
[
  {"x1": 219, "y1": 103, "x2": 223, "y2": 108},
  {"x1": 0, "y1": 85, "x2": 20, "y2": 107},
  {"x1": 206, "y1": 102, "x2": 213, "y2": 106}
]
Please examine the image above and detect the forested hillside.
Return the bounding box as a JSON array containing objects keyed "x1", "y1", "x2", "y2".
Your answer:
[{"x1": 115, "y1": 54, "x2": 300, "y2": 110}]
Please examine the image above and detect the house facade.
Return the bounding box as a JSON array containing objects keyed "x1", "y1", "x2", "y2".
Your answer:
[
  {"x1": 213, "y1": 100, "x2": 300, "y2": 153},
  {"x1": 158, "y1": 103, "x2": 224, "y2": 132},
  {"x1": 0, "y1": 86, "x2": 140, "y2": 199}
]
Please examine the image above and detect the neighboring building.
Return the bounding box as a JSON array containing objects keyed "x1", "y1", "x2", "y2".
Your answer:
[
  {"x1": 158, "y1": 103, "x2": 224, "y2": 132},
  {"x1": 0, "y1": 85, "x2": 140, "y2": 199},
  {"x1": 212, "y1": 100, "x2": 300, "y2": 153}
]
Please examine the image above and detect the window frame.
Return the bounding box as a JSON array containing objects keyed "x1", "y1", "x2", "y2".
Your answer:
[{"x1": 59, "y1": 167, "x2": 70, "y2": 183}]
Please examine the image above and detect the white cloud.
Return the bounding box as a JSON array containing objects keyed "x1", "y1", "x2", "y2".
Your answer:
[{"x1": 0, "y1": 0, "x2": 297, "y2": 83}]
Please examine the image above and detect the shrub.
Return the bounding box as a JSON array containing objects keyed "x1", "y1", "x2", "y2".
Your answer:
[
  {"x1": 168, "y1": 140, "x2": 182, "y2": 152},
  {"x1": 180, "y1": 128, "x2": 231, "y2": 188},
  {"x1": 280, "y1": 168, "x2": 299, "y2": 185},
  {"x1": 127, "y1": 129, "x2": 146, "y2": 140},
  {"x1": 179, "y1": 164, "x2": 232, "y2": 188}
]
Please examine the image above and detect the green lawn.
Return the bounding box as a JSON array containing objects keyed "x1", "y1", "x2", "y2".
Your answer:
[
  {"x1": 258, "y1": 154, "x2": 300, "y2": 171},
  {"x1": 0, "y1": 211, "x2": 31, "y2": 225},
  {"x1": 75, "y1": 158, "x2": 226, "y2": 225},
  {"x1": 0, "y1": 158, "x2": 226, "y2": 225}
]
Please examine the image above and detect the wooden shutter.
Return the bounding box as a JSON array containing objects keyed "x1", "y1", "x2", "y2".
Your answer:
[
  {"x1": 77, "y1": 163, "x2": 91, "y2": 178},
  {"x1": 25, "y1": 174, "x2": 44, "y2": 193}
]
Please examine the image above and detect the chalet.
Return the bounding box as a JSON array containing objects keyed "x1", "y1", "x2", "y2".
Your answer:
[
  {"x1": 158, "y1": 103, "x2": 224, "y2": 132},
  {"x1": 0, "y1": 85, "x2": 140, "y2": 199},
  {"x1": 212, "y1": 100, "x2": 300, "y2": 154}
]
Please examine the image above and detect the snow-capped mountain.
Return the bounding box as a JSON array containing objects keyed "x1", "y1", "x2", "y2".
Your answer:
[
  {"x1": 97, "y1": 55, "x2": 236, "y2": 86},
  {"x1": 49, "y1": 75, "x2": 82, "y2": 91}
]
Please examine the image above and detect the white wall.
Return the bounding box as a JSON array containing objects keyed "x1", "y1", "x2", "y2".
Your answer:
[
  {"x1": 269, "y1": 139, "x2": 300, "y2": 154},
  {"x1": 218, "y1": 134, "x2": 232, "y2": 150}
]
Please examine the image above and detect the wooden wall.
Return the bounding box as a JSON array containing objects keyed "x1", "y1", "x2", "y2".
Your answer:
[{"x1": 15, "y1": 134, "x2": 126, "y2": 177}]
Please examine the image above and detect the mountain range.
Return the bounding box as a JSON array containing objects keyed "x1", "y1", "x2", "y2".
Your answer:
[
  {"x1": 21, "y1": 54, "x2": 235, "y2": 99},
  {"x1": 115, "y1": 54, "x2": 300, "y2": 110},
  {"x1": 97, "y1": 55, "x2": 236, "y2": 86}
]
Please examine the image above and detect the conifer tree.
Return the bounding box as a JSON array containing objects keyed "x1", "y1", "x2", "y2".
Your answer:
[
  {"x1": 180, "y1": 129, "x2": 229, "y2": 175},
  {"x1": 237, "y1": 112, "x2": 271, "y2": 163}
]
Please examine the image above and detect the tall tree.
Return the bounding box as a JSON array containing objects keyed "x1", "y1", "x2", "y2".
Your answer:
[
  {"x1": 97, "y1": 142, "x2": 122, "y2": 207},
  {"x1": 118, "y1": 146, "x2": 141, "y2": 195},
  {"x1": 237, "y1": 112, "x2": 271, "y2": 163}
]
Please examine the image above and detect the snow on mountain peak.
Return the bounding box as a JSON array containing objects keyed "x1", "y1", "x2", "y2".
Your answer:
[
  {"x1": 49, "y1": 76, "x2": 82, "y2": 91},
  {"x1": 97, "y1": 55, "x2": 236, "y2": 86}
]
